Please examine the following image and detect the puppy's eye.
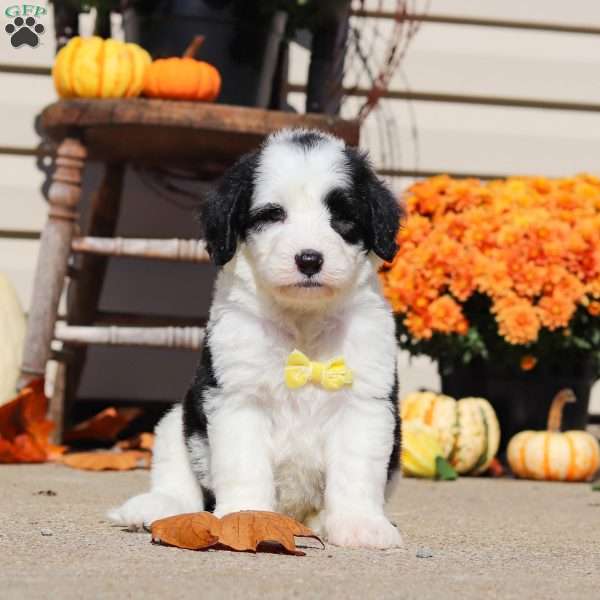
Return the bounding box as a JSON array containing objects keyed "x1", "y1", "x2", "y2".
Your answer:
[
  {"x1": 247, "y1": 203, "x2": 286, "y2": 232},
  {"x1": 325, "y1": 189, "x2": 363, "y2": 244}
]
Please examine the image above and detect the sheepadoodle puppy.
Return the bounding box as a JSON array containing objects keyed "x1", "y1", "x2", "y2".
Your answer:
[{"x1": 109, "y1": 129, "x2": 404, "y2": 549}]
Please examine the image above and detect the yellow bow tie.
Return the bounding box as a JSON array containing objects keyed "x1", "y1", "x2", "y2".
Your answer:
[{"x1": 284, "y1": 349, "x2": 353, "y2": 391}]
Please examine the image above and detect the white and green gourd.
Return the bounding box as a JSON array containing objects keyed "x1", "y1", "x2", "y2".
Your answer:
[{"x1": 401, "y1": 391, "x2": 501, "y2": 475}]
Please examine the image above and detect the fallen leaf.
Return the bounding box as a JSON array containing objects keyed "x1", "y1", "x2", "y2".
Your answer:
[
  {"x1": 0, "y1": 433, "x2": 46, "y2": 463},
  {"x1": 487, "y1": 457, "x2": 505, "y2": 478},
  {"x1": 0, "y1": 378, "x2": 46, "y2": 438},
  {"x1": 60, "y1": 450, "x2": 151, "y2": 471},
  {"x1": 115, "y1": 432, "x2": 154, "y2": 451},
  {"x1": 219, "y1": 511, "x2": 321, "y2": 554},
  {"x1": 151, "y1": 510, "x2": 323, "y2": 556},
  {"x1": 0, "y1": 379, "x2": 56, "y2": 463},
  {"x1": 151, "y1": 512, "x2": 220, "y2": 550},
  {"x1": 63, "y1": 407, "x2": 142, "y2": 443},
  {"x1": 46, "y1": 443, "x2": 68, "y2": 461}
]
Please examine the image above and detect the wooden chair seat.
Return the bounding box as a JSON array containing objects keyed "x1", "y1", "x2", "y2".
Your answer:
[{"x1": 41, "y1": 99, "x2": 359, "y2": 171}]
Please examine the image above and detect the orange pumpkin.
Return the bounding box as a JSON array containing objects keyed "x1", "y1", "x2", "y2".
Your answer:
[{"x1": 143, "y1": 36, "x2": 221, "y2": 101}]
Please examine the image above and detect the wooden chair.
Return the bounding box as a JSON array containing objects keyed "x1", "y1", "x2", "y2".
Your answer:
[{"x1": 19, "y1": 98, "x2": 359, "y2": 439}]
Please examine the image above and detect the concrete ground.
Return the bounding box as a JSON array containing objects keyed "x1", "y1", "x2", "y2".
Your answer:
[{"x1": 1, "y1": 465, "x2": 598, "y2": 600}]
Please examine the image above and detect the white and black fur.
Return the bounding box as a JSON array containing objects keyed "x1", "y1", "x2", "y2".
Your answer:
[{"x1": 109, "y1": 129, "x2": 404, "y2": 548}]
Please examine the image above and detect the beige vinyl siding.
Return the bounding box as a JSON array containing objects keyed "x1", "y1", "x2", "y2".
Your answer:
[
  {"x1": 397, "y1": 23, "x2": 600, "y2": 103},
  {"x1": 1, "y1": 73, "x2": 56, "y2": 147},
  {"x1": 288, "y1": 11, "x2": 600, "y2": 181},
  {"x1": 0, "y1": 239, "x2": 40, "y2": 307},
  {"x1": 288, "y1": 93, "x2": 600, "y2": 179},
  {"x1": 0, "y1": 155, "x2": 48, "y2": 230},
  {"x1": 417, "y1": 0, "x2": 600, "y2": 27}
]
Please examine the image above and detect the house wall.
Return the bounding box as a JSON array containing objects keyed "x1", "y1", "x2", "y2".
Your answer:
[{"x1": 0, "y1": 0, "x2": 599, "y2": 411}]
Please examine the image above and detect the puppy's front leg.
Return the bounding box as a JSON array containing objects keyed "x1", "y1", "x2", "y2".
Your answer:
[
  {"x1": 209, "y1": 401, "x2": 275, "y2": 516},
  {"x1": 325, "y1": 402, "x2": 402, "y2": 549}
]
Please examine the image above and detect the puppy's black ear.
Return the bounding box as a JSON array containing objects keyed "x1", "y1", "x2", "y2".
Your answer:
[
  {"x1": 367, "y1": 176, "x2": 403, "y2": 262},
  {"x1": 346, "y1": 148, "x2": 403, "y2": 261},
  {"x1": 201, "y1": 151, "x2": 258, "y2": 266}
]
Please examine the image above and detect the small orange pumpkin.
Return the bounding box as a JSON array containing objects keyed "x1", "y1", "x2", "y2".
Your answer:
[{"x1": 143, "y1": 36, "x2": 221, "y2": 102}]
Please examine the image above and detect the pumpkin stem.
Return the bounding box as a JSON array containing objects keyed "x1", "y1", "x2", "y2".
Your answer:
[
  {"x1": 183, "y1": 36, "x2": 205, "y2": 59},
  {"x1": 546, "y1": 389, "x2": 576, "y2": 432}
]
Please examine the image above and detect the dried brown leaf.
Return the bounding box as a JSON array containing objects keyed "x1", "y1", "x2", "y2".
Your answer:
[
  {"x1": 64, "y1": 407, "x2": 142, "y2": 443},
  {"x1": 60, "y1": 450, "x2": 151, "y2": 471},
  {"x1": 46, "y1": 443, "x2": 68, "y2": 461},
  {"x1": 0, "y1": 378, "x2": 46, "y2": 438},
  {"x1": 487, "y1": 457, "x2": 505, "y2": 478},
  {"x1": 115, "y1": 432, "x2": 154, "y2": 452},
  {"x1": 0, "y1": 379, "x2": 57, "y2": 464},
  {"x1": 151, "y1": 512, "x2": 221, "y2": 550},
  {"x1": 150, "y1": 510, "x2": 322, "y2": 556},
  {"x1": 0, "y1": 433, "x2": 46, "y2": 463},
  {"x1": 219, "y1": 511, "x2": 320, "y2": 555}
]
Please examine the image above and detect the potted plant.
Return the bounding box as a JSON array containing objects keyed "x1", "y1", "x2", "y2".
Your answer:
[
  {"x1": 58, "y1": 1, "x2": 351, "y2": 111},
  {"x1": 122, "y1": 0, "x2": 351, "y2": 111},
  {"x1": 119, "y1": 1, "x2": 286, "y2": 108},
  {"x1": 380, "y1": 175, "x2": 600, "y2": 449}
]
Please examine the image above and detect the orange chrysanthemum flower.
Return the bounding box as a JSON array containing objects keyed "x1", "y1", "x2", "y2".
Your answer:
[
  {"x1": 404, "y1": 312, "x2": 433, "y2": 340},
  {"x1": 496, "y1": 300, "x2": 541, "y2": 345},
  {"x1": 587, "y1": 301, "x2": 600, "y2": 317},
  {"x1": 380, "y1": 174, "x2": 600, "y2": 347},
  {"x1": 427, "y1": 295, "x2": 468, "y2": 334},
  {"x1": 537, "y1": 295, "x2": 576, "y2": 330},
  {"x1": 520, "y1": 355, "x2": 537, "y2": 371}
]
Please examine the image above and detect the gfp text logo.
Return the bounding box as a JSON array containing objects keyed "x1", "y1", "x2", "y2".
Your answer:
[{"x1": 4, "y1": 4, "x2": 47, "y2": 48}]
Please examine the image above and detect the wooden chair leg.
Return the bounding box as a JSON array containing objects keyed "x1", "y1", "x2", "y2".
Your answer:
[
  {"x1": 49, "y1": 361, "x2": 67, "y2": 442},
  {"x1": 63, "y1": 162, "x2": 125, "y2": 430},
  {"x1": 19, "y1": 138, "x2": 87, "y2": 389}
]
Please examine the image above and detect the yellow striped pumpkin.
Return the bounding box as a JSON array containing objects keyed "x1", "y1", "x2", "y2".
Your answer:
[
  {"x1": 401, "y1": 392, "x2": 500, "y2": 475},
  {"x1": 53, "y1": 36, "x2": 151, "y2": 99},
  {"x1": 507, "y1": 389, "x2": 600, "y2": 482}
]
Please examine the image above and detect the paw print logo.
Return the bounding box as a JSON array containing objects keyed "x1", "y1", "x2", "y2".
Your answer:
[{"x1": 5, "y1": 16, "x2": 45, "y2": 48}]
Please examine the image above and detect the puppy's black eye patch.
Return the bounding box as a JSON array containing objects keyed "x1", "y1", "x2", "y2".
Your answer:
[
  {"x1": 325, "y1": 188, "x2": 364, "y2": 245},
  {"x1": 247, "y1": 203, "x2": 287, "y2": 233}
]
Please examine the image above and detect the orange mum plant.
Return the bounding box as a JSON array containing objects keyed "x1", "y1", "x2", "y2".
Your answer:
[{"x1": 380, "y1": 175, "x2": 600, "y2": 373}]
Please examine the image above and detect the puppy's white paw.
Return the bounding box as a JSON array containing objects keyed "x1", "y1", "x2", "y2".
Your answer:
[
  {"x1": 326, "y1": 513, "x2": 403, "y2": 549},
  {"x1": 107, "y1": 492, "x2": 186, "y2": 531}
]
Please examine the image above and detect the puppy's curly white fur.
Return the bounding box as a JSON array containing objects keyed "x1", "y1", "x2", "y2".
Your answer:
[{"x1": 108, "y1": 129, "x2": 404, "y2": 549}]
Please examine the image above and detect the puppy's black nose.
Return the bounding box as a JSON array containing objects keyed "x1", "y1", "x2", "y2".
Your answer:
[{"x1": 295, "y1": 249, "x2": 323, "y2": 276}]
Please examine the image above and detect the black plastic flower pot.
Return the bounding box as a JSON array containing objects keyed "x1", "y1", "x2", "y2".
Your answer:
[
  {"x1": 440, "y1": 358, "x2": 594, "y2": 454},
  {"x1": 122, "y1": 0, "x2": 287, "y2": 108}
]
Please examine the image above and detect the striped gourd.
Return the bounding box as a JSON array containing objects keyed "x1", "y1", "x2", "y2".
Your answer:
[
  {"x1": 401, "y1": 392, "x2": 501, "y2": 475},
  {"x1": 401, "y1": 421, "x2": 457, "y2": 480},
  {"x1": 507, "y1": 389, "x2": 600, "y2": 481},
  {"x1": 53, "y1": 36, "x2": 151, "y2": 99}
]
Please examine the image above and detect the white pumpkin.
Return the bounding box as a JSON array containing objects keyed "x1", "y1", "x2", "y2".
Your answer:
[
  {"x1": 0, "y1": 273, "x2": 26, "y2": 404},
  {"x1": 507, "y1": 390, "x2": 600, "y2": 482}
]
